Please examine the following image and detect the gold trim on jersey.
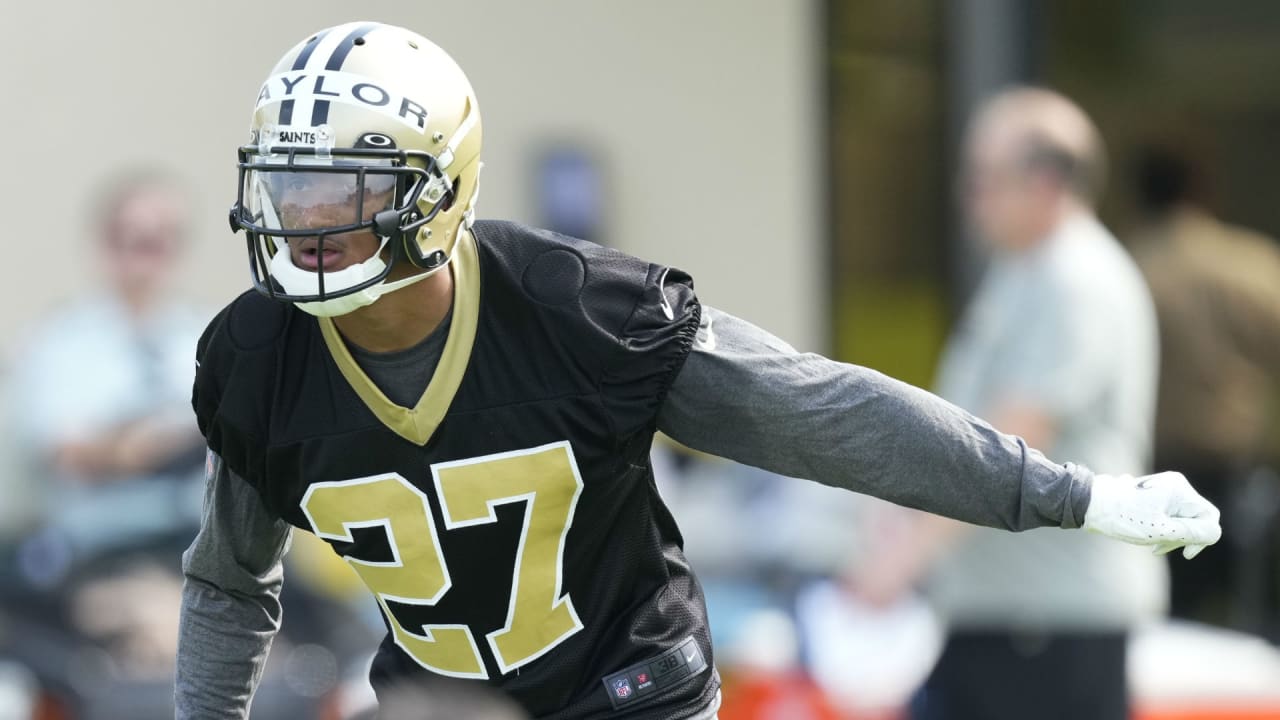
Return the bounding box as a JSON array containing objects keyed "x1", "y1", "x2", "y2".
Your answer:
[{"x1": 318, "y1": 229, "x2": 480, "y2": 446}]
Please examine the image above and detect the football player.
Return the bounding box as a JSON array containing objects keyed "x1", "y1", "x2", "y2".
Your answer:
[{"x1": 176, "y1": 22, "x2": 1221, "y2": 720}]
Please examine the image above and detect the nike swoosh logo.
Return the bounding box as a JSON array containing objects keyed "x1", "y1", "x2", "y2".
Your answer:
[
  {"x1": 657, "y1": 268, "x2": 674, "y2": 321},
  {"x1": 1136, "y1": 477, "x2": 1153, "y2": 489}
]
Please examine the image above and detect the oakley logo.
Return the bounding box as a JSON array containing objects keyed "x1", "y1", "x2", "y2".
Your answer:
[{"x1": 256, "y1": 71, "x2": 430, "y2": 132}]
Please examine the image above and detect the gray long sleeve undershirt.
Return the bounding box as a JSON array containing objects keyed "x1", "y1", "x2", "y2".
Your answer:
[
  {"x1": 177, "y1": 452, "x2": 291, "y2": 720},
  {"x1": 175, "y1": 305, "x2": 1092, "y2": 719},
  {"x1": 659, "y1": 307, "x2": 1091, "y2": 530}
]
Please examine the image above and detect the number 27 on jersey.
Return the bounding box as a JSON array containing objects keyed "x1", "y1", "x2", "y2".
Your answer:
[{"x1": 300, "y1": 440, "x2": 585, "y2": 678}]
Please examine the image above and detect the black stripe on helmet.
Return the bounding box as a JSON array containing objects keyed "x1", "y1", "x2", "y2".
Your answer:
[
  {"x1": 310, "y1": 23, "x2": 380, "y2": 126},
  {"x1": 278, "y1": 30, "x2": 330, "y2": 126}
]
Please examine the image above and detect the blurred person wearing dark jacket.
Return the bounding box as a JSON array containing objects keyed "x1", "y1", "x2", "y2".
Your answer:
[
  {"x1": 1130, "y1": 145, "x2": 1280, "y2": 630},
  {"x1": 853, "y1": 88, "x2": 1165, "y2": 720}
]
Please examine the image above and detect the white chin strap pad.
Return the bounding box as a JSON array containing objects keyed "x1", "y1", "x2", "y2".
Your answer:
[
  {"x1": 268, "y1": 242, "x2": 387, "y2": 298},
  {"x1": 267, "y1": 242, "x2": 446, "y2": 318}
]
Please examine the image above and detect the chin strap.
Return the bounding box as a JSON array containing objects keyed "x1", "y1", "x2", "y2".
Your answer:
[
  {"x1": 374, "y1": 259, "x2": 450, "y2": 295},
  {"x1": 463, "y1": 162, "x2": 483, "y2": 230},
  {"x1": 436, "y1": 101, "x2": 480, "y2": 172},
  {"x1": 292, "y1": 258, "x2": 450, "y2": 317}
]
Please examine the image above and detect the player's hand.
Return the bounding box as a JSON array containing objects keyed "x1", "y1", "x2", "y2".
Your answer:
[{"x1": 1083, "y1": 471, "x2": 1221, "y2": 559}]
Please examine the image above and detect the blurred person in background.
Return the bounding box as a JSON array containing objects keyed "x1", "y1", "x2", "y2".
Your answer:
[
  {"x1": 852, "y1": 88, "x2": 1166, "y2": 720},
  {"x1": 7, "y1": 169, "x2": 206, "y2": 570},
  {"x1": 1129, "y1": 144, "x2": 1280, "y2": 634},
  {"x1": 2, "y1": 169, "x2": 206, "y2": 683},
  {"x1": 0, "y1": 170, "x2": 385, "y2": 716}
]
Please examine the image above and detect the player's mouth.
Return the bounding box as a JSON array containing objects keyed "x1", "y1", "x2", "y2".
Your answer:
[{"x1": 291, "y1": 238, "x2": 348, "y2": 272}]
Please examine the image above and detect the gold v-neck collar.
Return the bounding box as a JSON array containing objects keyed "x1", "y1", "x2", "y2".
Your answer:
[{"x1": 318, "y1": 230, "x2": 480, "y2": 446}]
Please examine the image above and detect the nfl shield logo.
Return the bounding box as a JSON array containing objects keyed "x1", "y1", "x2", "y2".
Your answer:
[{"x1": 612, "y1": 677, "x2": 633, "y2": 699}]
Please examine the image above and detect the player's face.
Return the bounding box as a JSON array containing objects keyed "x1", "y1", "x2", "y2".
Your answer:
[{"x1": 272, "y1": 171, "x2": 397, "y2": 272}]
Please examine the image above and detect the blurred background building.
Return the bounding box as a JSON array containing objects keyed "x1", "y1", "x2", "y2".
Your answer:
[{"x1": 1, "y1": 0, "x2": 1279, "y2": 718}]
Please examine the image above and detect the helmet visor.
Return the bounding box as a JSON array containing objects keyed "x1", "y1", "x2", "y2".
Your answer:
[{"x1": 244, "y1": 158, "x2": 399, "y2": 236}]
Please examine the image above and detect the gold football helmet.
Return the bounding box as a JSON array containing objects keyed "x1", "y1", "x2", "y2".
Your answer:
[{"x1": 230, "y1": 22, "x2": 482, "y2": 316}]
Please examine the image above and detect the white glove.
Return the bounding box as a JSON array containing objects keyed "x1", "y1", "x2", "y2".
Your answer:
[{"x1": 1083, "y1": 471, "x2": 1222, "y2": 559}]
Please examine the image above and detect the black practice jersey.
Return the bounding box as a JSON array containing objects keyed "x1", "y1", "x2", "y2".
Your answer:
[{"x1": 192, "y1": 221, "x2": 718, "y2": 718}]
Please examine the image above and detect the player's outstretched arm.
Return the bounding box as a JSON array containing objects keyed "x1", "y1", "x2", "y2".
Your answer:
[
  {"x1": 657, "y1": 306, "x2": 1220, "y2": 554},
  {"x1": 176, "y1": 451, "x2": 292, "y2": 720}
]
